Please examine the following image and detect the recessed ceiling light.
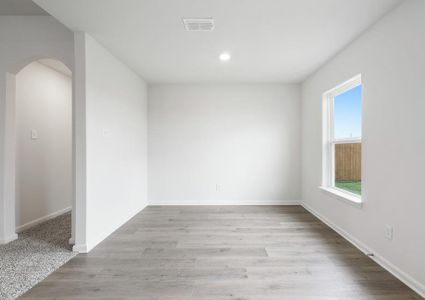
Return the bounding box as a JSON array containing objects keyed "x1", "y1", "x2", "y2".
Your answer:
[{"x1": 219, "y1": 52, "x2": 231, "y2": 62}]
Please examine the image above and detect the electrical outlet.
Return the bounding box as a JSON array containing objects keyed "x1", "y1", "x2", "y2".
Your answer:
[
  {"x1": 216, "y1": 184, "x2": 221, "y2": 192},
  {"x1": 385, "y1": 224, "x2": 393, "y2": 240}
]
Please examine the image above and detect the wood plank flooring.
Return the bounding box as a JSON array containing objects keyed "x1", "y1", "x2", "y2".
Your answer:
[{"x1": 20, "y1": 205, "x2": 422, "y2": 299}]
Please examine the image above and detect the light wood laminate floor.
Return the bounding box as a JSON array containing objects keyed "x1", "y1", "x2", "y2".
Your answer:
[{"x1": 21, "y1": 205, "x2": 422, "y2": 299}]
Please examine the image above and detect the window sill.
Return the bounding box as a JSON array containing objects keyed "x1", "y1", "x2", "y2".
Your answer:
[{"x1": 318, "y1": 186, "x2": 363, "y2": 208}]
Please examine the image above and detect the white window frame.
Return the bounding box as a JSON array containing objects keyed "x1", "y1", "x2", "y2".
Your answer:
[{"x1": 320, "y1": 74, "x2": 362, "y2": 206}]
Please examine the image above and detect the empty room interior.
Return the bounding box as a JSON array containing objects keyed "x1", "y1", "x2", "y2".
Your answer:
[{"x1": 0, "y1": 0, "x2": 424, "y2": 299}]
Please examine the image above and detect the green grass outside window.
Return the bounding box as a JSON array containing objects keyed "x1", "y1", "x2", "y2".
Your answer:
[{"x1": 335, "y1": 181, "x2": 361, "y2": 195}]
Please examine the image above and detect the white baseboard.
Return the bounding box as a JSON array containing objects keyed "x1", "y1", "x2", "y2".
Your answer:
[
  {"x1": 301, "y1": 202, "x2": 425, "y2": 299},
  {"x1": 148, "y1": 200, "x2": 300, "y2": 206},
  {"x1": 72, "y1": 243, "x2": 88, "y2": 253},
  {"x1": 74, "y1": 204, "x2": 148, "y2": 253},
  {"x1": 16, "y1": 206, "x2": 72, "y2": 233},
  {"x1": 0, "y1": 233, "x2": 18, "y2": 244}
]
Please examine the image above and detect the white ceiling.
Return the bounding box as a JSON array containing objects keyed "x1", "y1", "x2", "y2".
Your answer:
[
  {"x1": 0, "y1": 0, "x2": 48, "y2": 15},
  {"x1": 34, "y1": 0, "x2": 402, "y2": 83}
]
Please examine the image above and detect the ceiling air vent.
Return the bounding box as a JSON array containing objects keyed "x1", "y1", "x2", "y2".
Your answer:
[{"x1": 183, "y1": 18, "x2": 215, "y2": 31}]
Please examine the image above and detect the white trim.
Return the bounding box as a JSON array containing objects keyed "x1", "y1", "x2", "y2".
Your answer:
[
  {"x1": 15, "y1": 207, "x2": 72, "y2": 233},
  {"x1": 1, "y1": 73, "x2": 17, "y2": 245},
  {"x1": 72, "y1": 243, "x2": 87, "y2": 253},
  {"x1": 0, "y1": 233, "x2": 18, "y2": 244},
  {"x1": 73, "y1": 32, "x2": 87, "y2": 255},
  {"x1": 148, "y1": 200, "x2": 300, "y2": 206},
  {"x1": 330, "y1": 138, "x2": 361, "y2": 144},
  {"x1": 323, "y1": 74, "x2": 362, "y2": 98},
  {"x1": 322, "y1": 74, "x2": 363, "y2": 201},
  {"x1": 74, "y1": 204, "x2": 148, "y2": 253},
  {"x1": 318, "y1": 186, "x2": 362, "y2": 208},
  {"x1": 301, "y1": 202, "x2": 425, "y2": 299}
]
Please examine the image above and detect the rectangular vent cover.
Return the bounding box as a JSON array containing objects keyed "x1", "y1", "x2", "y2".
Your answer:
[{"x1": 183, "y1": 18, "x2": 215, "y2": 31}]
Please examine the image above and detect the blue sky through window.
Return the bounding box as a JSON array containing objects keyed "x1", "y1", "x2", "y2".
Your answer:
[{"x1": 334, "y1": 85, "x2": 362, "y2": 139}]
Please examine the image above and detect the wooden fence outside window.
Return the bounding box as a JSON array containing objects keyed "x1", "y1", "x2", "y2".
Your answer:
[{"x1": 335, "y1": 143, "x2": 361, "y2": 181}]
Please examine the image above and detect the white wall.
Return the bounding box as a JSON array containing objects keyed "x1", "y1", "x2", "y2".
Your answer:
[
  {"x1": 74, "y1": 33, "x2": 148, "y2": 252},
  {"x1": 149, "y1": 84, "x2": 301, "y2": 205},
  {"x1": 0, "y1": 16, "x2": 74, "y2": 244},
  {"x1": 15, "y1": 61, "x2": 72, "y2": 231},
  {"x1": 301, "y1": 0, "x2": 425, "y2": 295}
]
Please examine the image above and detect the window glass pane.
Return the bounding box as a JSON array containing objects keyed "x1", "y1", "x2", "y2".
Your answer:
[
  {"x1": 335, "y1": 143, "x2": 361, "y2": 195},
  {"x1": 334, "y1": 85, "x2": 362, "y2": 139}
]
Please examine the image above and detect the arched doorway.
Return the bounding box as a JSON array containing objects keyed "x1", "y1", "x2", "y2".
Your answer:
[{"x1": 1, "y1": 57, "x2": 75, "y2": 245}]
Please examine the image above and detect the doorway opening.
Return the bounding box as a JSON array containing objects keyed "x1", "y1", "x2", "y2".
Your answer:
[
  {"x1": 0, "y1": 58, "x2": 77, "y2": 298},
  {"x1": 15, "y1": 59, "x2": 73, "y2": 235}
]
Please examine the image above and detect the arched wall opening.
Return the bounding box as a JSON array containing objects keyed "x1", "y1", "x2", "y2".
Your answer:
[
  {"x1": 15, "y1": 60, "x2": 73, "y2": 233},
  {"x1": 1, "y1": 57, "x2": 76, "y2": 245}
]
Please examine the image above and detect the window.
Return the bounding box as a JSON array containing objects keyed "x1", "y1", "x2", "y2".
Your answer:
[{"x1": 322, "y1": 75, "x2": 362, "y2": 203}]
